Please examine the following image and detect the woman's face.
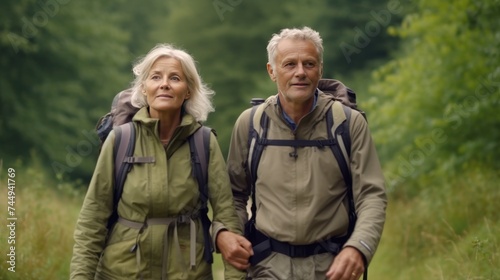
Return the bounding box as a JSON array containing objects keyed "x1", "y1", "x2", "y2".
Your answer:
[{"x1": 143, "y1": 56, "x2": 190, "y2": 118}]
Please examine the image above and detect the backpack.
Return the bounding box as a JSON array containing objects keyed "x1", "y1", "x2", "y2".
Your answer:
[
  {"x1": 95, "y1": 89, "x2": 214, "y2": 264},
  {"x1": 318, "y1": 78, "x2": 366, "y2": 120},
  {"x1": 246, "y1": 79, "x2": 368, "y2": 279}
]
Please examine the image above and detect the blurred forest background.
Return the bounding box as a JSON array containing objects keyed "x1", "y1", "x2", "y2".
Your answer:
[{"x1": 0, "y1": 0, "x2": 499, "y2": 279}]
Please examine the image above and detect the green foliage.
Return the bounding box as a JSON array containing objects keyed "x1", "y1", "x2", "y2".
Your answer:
[
  {"x1": 315, "y1": 0, "x2": 409, "y2": 77},
  {"x1": 157, "y1": 0, "x2": 401, "y2": 155},
  {"x1": 1, "y1": 0, "x2": 401, "y2": 179},
  {"x1": 368, "y1": 0, "x2": 500, "y2": 191},
  {"x1": 0, "y1": 1, "x2": 131, "y2": 180},
  {"x1": 160, "y1": 0, "x2": 324, "y2": 152}
]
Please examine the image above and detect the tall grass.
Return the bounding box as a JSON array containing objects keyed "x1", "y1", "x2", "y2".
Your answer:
[
  {"x1": 2, "y1": 162, "x2": 497, "y2": 280},
  {"x1": 0, "y1": 163, "x2": 84, "y2": 280},
  {"x1": 369, "y1": 167, "x2": 499, "y2": 280},
  {"x1": 0, "y1": 162, "x2": 226, "y2": 280}
]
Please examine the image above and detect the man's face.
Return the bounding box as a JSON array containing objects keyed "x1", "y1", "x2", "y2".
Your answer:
[{"x1": 267, "y1": 38, "x2": 322, "y2": 104}]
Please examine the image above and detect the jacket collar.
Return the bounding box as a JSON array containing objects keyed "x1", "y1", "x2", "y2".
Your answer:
[
  {"x1": 132, "y1": 107, "x2": 201, "y2": 140},
  {"x1": 265, "y1": 90, "x2": 334, "y2": 130}
]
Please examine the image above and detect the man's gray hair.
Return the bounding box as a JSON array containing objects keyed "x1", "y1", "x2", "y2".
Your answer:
[
  {"x1": 130, "y1": 43, "x2": 215, "y2": 122},
  {"x1": 266, "y1": 26, "x2": 324, "y2": 70}
]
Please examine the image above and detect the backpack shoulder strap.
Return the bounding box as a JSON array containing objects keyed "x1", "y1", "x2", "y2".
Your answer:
[
  {"x1": 188, "y1": 125, "x2": 214, "y2": 264},
  {"x1": 107, "y1": 122, "x2": 136, "y2": 231},
  {"x1": 189, "y1": 126, "x2": 211, "y2": 201},
  {"x1": 331, "y1": 101, "x2": 352, "y2": 160},
  {"x1": 246, "y1": 104, "x2": 268, "y2": 222},
  {"x1": 248, "y1": 103, "x2": 268, "y2": 185},
  {"x1": 327, "y1": 101, "x2": 357, "y2": 238}
]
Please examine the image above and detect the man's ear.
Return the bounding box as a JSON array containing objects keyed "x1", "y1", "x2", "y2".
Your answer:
[{"x1": 267, "y1": 63, "x2": 276, "y2": 82}]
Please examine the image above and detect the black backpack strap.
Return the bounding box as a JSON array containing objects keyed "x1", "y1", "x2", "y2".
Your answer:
[
  {"x1": 107, "y1": 122, "x2": 136, "y2": 232},
  {"x1": 326, "y1": 104, "x2": 357, "y2": 241},
  {"x1": 248, "y1": 102, "x2": 357, "y2": 235},
  {"x1": 189, "y1": 126, "x2": 213, "y2": 264},
  {"x1": 249, "y1": 107, "x2": 270, "y2": 187},
  {"x1": 259, "y1": 139, "x2": 336, "y2": 147},
  {"x1": 340, "y1": 106, "x2": 357, "y2": 238},
  {"x1": 247, "y1": 105, "x2": 268, "y2": 223}
]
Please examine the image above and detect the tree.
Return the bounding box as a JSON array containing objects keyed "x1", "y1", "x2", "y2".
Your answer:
[
  {"x1": 368, "y1": 0, "x2": 500, "y2": 190},
  {"x1": 160, "y1": 0, "x2": 331, "y2": 153},
  {"x1": 0, "y1": 0, "x2": 411, "y2": 181},
  {"x1": 314, "y1": 0, "x2": 410, "y2": 78},
  {"x1": 0, "y1": 1, "x2": 131, "y2": 179}
]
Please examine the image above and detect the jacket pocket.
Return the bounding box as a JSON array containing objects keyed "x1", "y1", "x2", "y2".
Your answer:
[{"x1": 99, "y1": 224, "x2": 141, "y2": 278}]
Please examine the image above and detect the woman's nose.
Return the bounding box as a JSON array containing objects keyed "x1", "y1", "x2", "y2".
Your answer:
[{"x1": 160, "y1": 80, "x2": 170, "y2": 90}]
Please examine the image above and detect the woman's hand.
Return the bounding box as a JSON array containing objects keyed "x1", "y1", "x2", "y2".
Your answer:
[{"x1": 216, "y1": 230, "x2": 254, "y2": 270}]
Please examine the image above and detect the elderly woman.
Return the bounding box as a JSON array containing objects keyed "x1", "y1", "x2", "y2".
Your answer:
[{"x1": 71, "y1": 44, "x2": 252, "y2": 280}]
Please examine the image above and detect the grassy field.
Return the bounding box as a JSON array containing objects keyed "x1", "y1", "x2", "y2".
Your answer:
[
  {"x1": 0, "y1": 164, "x2": 225, "y2": 280},
  {"x1": 0, "y1": 164, "x2": 498, "y2": 280},
  {"x1": 0, "y1": 164, "x2": 85, "y2": 280},
  {"x1": 369, "y1": 168, "x2": 499, "y2": 280}
]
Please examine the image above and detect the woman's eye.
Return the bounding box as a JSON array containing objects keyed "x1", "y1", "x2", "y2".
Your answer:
[{"x1": 170, "y1": 76, "x2": 180, "y2": 81}]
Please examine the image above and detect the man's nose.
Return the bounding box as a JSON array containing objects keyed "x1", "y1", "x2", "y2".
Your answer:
[{"x1": 295, "y1": 63, "x2": 306, "y2": 77}]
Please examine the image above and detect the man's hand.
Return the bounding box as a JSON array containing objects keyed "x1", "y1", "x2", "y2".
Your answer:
[
  {"x1": 216, "y1": 230, "x2": 254, "y2": 270},
  {"x1": 326, "y1": 247, "x2": 365, "y2": 280}
]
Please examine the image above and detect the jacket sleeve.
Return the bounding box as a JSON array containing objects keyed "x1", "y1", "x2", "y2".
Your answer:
[
  {"x1": 70, "y1": 132, "x2": 115, "y2": 279},
  {"x1": 207, "y1": 132, "x2": 247, "y2": 280},
  {"x1": 226, "y1": 109, "x2": 253, "y2": 232},
  {"x1": 343, "y1": 110, "x2": 387, "y2": 265}
]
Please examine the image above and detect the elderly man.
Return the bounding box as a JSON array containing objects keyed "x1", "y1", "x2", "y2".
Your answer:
[{"x1": 226, "y1": 26, "x2": 387, "y2": 280}]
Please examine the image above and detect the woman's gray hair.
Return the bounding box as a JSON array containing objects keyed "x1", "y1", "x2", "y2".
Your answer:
[
  {"x1": 130, "y1": 43, "x2": 215, "y2": 122},
  {"x1": 266, "y1": 26, "x2": 323, "y2": 71}
]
